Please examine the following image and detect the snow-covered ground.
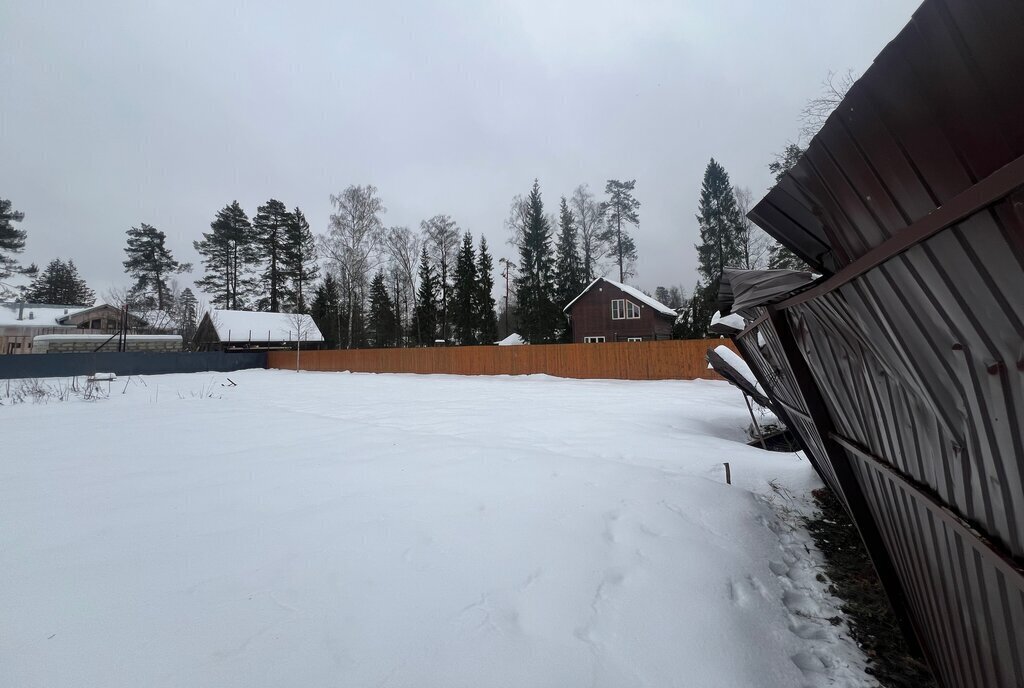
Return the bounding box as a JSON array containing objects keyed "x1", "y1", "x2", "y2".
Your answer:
[{"x1": 1, "y1": 370, "x2": 873, "y2": 688}]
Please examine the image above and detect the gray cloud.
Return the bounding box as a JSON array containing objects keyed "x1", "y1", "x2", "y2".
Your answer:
[{"x1": 1, "y1": 0, "x2": 920, "y2": 302}]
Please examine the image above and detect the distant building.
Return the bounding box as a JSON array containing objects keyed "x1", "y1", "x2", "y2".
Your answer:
[
  {"x1": 193, "y1": 309, "x2": 325, "y2": 352},
  {"x1": 0, "y1": 302, "x2": 88, "y2": 354},
  {"x1": 562, "y1": 278, "x2": 676, "y2": 343},
  {"x1": 57, "y1": 303, "x2": 152, "y2": 333}
]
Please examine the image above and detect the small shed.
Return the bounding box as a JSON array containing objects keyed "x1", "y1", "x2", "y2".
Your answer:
[
  {"x1": 562, "y1": 278, "x2": 677, "y2": 343},
  {"x1": 193, "y1": 309, "x2": 324, "y2": 352}
]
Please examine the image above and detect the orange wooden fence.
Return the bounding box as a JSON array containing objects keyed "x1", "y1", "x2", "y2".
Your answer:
[{"x1": 268, "y1": 339, "x2": 737, "y2": 380}]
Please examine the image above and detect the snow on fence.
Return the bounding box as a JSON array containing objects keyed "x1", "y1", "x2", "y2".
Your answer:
[{"x1": 268, "y1": 339, "x2": 737, "y2": 380}]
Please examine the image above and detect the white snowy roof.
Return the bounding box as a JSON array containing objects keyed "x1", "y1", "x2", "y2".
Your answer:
[
  {"x1": 206, "y1": 309, "x2": 324, "y2": 343},
  {"x1": 496, "y1": 333, "x2": 526, "y2": 346},
  {"x1": 710, "y1": 310, "x2": 745, "y2": 331},
  {"x1": 0, "y1": 302, "x2": 88, "y2": 327},
  {"x1": 713, "y1": 344, "x2": 763, "y2": 395},
  {"x1": 562, "y1": 278, "x2": 677, "y2": 317}
]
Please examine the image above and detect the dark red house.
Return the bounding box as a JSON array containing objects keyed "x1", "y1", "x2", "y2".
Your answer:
[{"x1": 562, "y1": 278, "x2": 677, "y2": 343}]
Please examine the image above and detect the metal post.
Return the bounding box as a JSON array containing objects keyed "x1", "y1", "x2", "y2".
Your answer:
[{"x1": 742, "y1": 393, "x2": 767, "y2": 450}]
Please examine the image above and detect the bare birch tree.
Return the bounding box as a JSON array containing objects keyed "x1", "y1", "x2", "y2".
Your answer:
[
  {"x1": 421, "y1": 214, "x2": 461, "y2": 342},
  {"x1": 799, "y1": 69, "x2": 856, "y2": 141},
  {"x1": 570, "y1": 184, "x2": 606, "y2": 283},
  {"x1": 321, "y1": 185, "x2": 385, "y2": 348},
  {"x1": 382, "y1": 225, "x2": 421, "y2": 336},
  {"x1": 733, "y1": 186, "x2": 771, "y2": 270}
]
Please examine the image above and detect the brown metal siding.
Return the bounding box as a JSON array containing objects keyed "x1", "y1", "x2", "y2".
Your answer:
[
  {"x1": 566, "y1": 280, "x2": 673, "y2": 342},
  {"x1": 739, "y1": 2, "x2": 1024, "y2": 686}
]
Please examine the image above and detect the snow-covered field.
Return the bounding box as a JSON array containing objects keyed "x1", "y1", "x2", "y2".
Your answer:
[{"x1": 1, "y1": 370, "x2": 873, "y2": 688}]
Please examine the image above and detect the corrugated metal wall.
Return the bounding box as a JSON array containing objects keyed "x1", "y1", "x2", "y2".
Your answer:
[{"x1": 739, "y1": 1, "x2": 1024, "y2": 686}]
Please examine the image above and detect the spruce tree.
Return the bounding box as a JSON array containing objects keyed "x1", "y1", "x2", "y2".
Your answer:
[
  {"x1": 253, "y1": 199, "x2": 292, "y2": 312},
  {"x1": 474, "y1": 236, "x2": 499, "y2": 345},
  {"x1": 451, "y1": 232, "x2": 478, "y2": 345},
  {"x1": 178, "y1": 287, "x2": 199, "y2": 343},
  {"x1": 0, "y1": 198, "x2": 27, "y2": 286},
  {"x1": 285, "y1": 207, "x2": 319, "y2": 313},
  {"x1": 513, "y1": 180, "x2": 559, "y2": 343},
  {"x1": 411, "y1": 247, "x2": 438, "y2": 345},
  {"x1": 194, "y1": 201, "x2": 257, "y2": 310},
  {"x1": 122, "y1": 223, "x2": 191, "y2": 310},
  {"x1": 599, "y1": 180, "x2": 640, "y2": 282},
  {"x1": 368, "y1": 270, "x2": 397, "y2": 347},
  {"x1": 311, "y1": 274, "x2": 342, "y2": 348},
  {"x1": 695, "y1": 158, "x2": 745, "y2": 289},
  {"x1": 553, "y1": 196, "x2": 585, "y2": 315},
  {"x1": 24, "y1": 258, "x2": 95, "y2": 305}
]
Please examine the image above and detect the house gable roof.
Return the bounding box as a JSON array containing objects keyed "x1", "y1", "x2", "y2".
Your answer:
[
  {"x1": 203, "y1": 309, "x2": 324, "y2": 343},
  {"x1": 562, "y1": 278, "x2": 677, "y2": 317}
]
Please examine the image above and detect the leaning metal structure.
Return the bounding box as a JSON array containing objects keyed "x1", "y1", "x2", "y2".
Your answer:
[{"x1": 723, "y1": 1, "x2": 1024, "y2": 686}]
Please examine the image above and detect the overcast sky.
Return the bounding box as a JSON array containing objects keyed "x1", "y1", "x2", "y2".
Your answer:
[{"x1": 1, "y1": 0, "x2": 920, "y2": 304}]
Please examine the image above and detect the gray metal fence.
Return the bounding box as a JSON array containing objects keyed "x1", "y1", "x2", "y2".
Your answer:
[
  {"x1": 0, "y1": 351, "x2": 267, "y2": 380},
  {"x1": 735, "y1": 2, "x2": 1024, "y2": 686}
]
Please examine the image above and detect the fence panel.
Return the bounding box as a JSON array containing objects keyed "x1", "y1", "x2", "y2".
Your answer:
[
  {"x1": 270, "y1": 339, "x2": 734, "y2": 380},
  {"x1": 0, "y1": 351, "x2": 267, "y2": 380}
]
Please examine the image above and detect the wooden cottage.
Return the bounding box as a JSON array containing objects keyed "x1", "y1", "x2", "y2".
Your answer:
[{"x1": 562, "y1": 278, "x2": 677, "y2": 343}]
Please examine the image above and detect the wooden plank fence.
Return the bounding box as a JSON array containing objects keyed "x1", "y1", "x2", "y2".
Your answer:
[{"x1": 268, "y1": 339, "x2": 736, "y2": 380}]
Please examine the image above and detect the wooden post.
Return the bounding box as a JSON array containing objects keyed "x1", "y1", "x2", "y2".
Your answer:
[{"x1": 723, "y1": 462, "x2": 731, "y2": 485}]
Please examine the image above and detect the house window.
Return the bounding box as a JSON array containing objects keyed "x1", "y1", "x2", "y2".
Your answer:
[
  {"x1": 611, "y1": 298, "x2": 641, "y2": 320},
  {"x1": 627, "y1": 337, "x2": 642, "y2": 342},
  {"x1": 584, "y1": 336, "x2": 606, "y2": 343}
]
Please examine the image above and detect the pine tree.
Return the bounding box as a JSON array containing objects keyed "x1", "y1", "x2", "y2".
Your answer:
[
  {"x1": 284, "y1": 207, "x2": 319, "y2": 313},
  {"x1": 253, "y1": 199, "x2": 292, "y2": 312},
  {"x1": 0, "y1": 198, "x2": 27, "y2": 287},
  {"x1": 367, "y1": 270, "x2": 397, "y2": 347},
  {"x1": 474, "y1": 236, "x2": 499, "y2": 345},
  {"x1": 553, "y1": 196, "x2": 585, "y2": 323},
  {"x1": 654, "y1": 286, "x2": 671, "y2": 306},
  {"x1": 194, "y1": 201, "x2": 257, "y2": 310},
  {"x1": 122, "y1": 223, "x2": 191, "y2": 310},
  {"x1": 311, "y1": 274, "x2": 342, "y2": 349},
  {"x1": 24, "y1": 258, "x2": 95, "y2": 305},
  {"x1": 411, "y1": 247, "x2": 438, "y2": 345},
  {"x1": 451, "y1": 232, "x2": 478, "y2": 345},
  {"x1": 514, "y1": 180, "x2": 559, "y2": 343},
  {"x1": 599, "y1": 180, "x2": 640, "y2": 282}
]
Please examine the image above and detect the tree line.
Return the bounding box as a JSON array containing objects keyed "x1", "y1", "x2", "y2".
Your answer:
[{"x1": 2, "y1": 74, "x2": 833, "y2": 348}]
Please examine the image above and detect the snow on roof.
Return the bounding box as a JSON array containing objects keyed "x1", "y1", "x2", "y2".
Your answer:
[
  {"x1": 562, "y1": 278, "x2": 677, "y2": 317},
  {"x1": 710, "y1": 310, "x2": 745, "y2": 331},
  {"x1": 496, "y1": 333, "x2": 526, "y2": 346},
  {"x1": 206, "y1": 309, "x2": 324, "y2": 343},
  {"x1": 713, "y1": 345, "x2": 762, "y2": 395},
  {"x1": 0, "y1": 303, "x2": 88, "y2": 327}
]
